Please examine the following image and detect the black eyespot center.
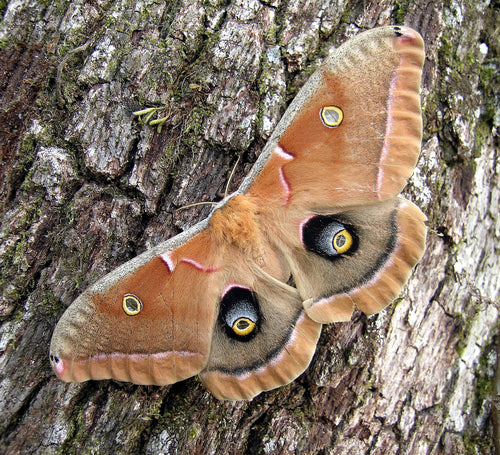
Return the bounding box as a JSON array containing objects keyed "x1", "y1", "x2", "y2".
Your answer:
[
  {"x1": 237, "y1": 319, "x2": 250, "y2": 330},
  {"x1": 125, "y1": 297, "x2": 138, "y2": 311},
  {"x1": 335, "y1": 233, "x2": 346, "y2": 248}
]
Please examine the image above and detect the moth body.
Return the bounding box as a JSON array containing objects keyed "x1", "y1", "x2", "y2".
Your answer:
[{"x1": 50, "y1": 26, "x2": 427, "y2": 400}]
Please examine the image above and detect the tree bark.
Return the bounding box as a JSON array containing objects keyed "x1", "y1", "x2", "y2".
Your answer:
[{"x1": 0, "y1": 0, "x2": 498, "y2": 454}]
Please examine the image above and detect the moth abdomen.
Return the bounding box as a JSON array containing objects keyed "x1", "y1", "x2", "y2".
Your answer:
[{"x1": 210, "y1": 195, "x2": 262, "y2": 254}]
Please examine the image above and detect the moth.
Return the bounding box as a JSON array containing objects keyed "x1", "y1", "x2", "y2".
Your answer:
[{"x1": 50, "y1": 26, "x2": 427, "y2": 400}]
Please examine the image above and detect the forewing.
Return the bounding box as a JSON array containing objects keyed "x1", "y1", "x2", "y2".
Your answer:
[{"x1": 50, "y1": 230, "x2": 223, "y2": 385}]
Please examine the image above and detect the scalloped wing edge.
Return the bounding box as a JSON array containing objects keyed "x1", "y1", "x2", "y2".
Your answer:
[
  {"x1": 303, "y1": 198, "x2": 427, "y2": 323},
  {"x1": 199, "y1": 311, "x2": 321, "y2": 400}
]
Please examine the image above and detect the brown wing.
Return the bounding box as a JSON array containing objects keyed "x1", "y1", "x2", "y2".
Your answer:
[
  {"x1": 50, "y1": 230, "x2": 223, "y2": 385},
  {"x1": 50, "y1": 26, "x2": 426, "y2": 401},
  {"x1": 242, "y1": 26, "x2": 427, "y2": 322},
  {"x1": 249, "y1": 26, "x2": 424, "y2": 209},
  {"x1": 199, "y1": 26, "x2": 426, "y2": 397},
  {"x1": 199, "y1": 250, "x2": 322, "y2": 400}
]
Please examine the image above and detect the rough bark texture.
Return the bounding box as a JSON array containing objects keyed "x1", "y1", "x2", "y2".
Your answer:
[{"x1": 0, "y1": 0, "x2": 499, "y2": 454}]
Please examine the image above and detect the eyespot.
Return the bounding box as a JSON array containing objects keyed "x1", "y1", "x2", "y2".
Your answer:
[
  {"x1": 333, "y1": 229, "x2": 353, "y2": 254},
  {"x1": 301, "y1": 215, "x2": 357, "y2": 259},
  {"x1": 122, "y1": 294, "x2": 143, "y2": 316},
  {"x1": 220, "y1": 286, "x2": 260, "y2": 341},
  {"x1": 320, "y1": 106, "x2": 343, "y2": 128},
  {"x1": 232, "y1": 317, "x2": 256, "y2": 336}
]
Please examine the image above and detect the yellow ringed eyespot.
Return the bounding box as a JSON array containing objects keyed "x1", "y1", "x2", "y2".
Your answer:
[
  {"x1": 333, "y1": 229, "x2": 353, "y2": 254},
  {"x1": 122, "y1": 294, "x2": 143, "y2": 316},
  {"x1": 320, "y1": 106, "x2": 343, "y2": 128},
  {"x1": 232, "y1": 317, "x2": 256, "y2": 336}
]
